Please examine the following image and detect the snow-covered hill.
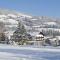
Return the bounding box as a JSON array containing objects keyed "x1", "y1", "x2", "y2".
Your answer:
[{"x1": 0, "y1": 9, "x2": 60, "y2": 37}]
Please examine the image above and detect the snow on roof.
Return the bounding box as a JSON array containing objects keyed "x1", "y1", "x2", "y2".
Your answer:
[
  {"x1": 36, "y1": 34, "x2": 44, "y2": 37},
  {"x1": 49, "y1": 38, "x2": 57, "y2": 41}
]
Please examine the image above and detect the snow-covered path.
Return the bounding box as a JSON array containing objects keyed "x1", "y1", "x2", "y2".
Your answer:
[{"x1": 0, "y1": 44, "x2": 60, "y2": 60}]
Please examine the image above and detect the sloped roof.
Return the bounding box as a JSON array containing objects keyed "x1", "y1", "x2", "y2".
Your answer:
[{"x1": 36, "y1": 34, "x2": 44, "y2": 37}]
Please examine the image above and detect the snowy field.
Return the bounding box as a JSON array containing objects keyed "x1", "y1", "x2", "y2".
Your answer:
[{"x1": 0, "y1": 44, "x2": 60, "y2": 60}]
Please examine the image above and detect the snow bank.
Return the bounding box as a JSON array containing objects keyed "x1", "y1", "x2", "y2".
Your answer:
[
  {"x1": 0, "y1": 44, "x2": 60, "y2": 52},
  {"x1": 0, "y1": 44, "x2": 60, "y2": 60}
]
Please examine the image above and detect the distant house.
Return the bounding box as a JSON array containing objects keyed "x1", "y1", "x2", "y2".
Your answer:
[
  {"x1": 48, "y1": 38, "x2": 58, "y2": 46},
  {"x1": 34, "y1": 32, "x2": 44, "y2": 46},
  {"x1": 26, "y1": 32, "x2": 45, "y2": 46},
  {"x1": 44, "y1": 36, "x2": 60, "y2": 46}
]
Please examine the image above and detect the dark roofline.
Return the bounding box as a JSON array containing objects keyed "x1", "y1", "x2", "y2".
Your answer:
[{"x1": 39, "y1": 32, "x2": 44, "y2": 36}]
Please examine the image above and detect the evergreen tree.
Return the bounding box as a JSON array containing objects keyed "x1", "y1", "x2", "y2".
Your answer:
[
  {"x1": 21, "y1": 25, "x2": 26, "y2": 34},
  {"x1": 12, "y1": 22, "x2": 27, "y2": 43},
  {"x1": 17, "y1": 22, "x2": 26, "y2": 34}
]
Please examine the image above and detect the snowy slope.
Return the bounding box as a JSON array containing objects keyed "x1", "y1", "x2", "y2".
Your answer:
[
  {"x1": 0, "y1": 44, "x2": 60, "y2": 60},
  {"x1": 0, "y1": 9, "x2": 60, "y2": 37}
]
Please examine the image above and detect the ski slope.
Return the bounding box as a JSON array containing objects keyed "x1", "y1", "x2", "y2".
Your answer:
[{"x1": 0, "y1": 44, "x2": 60, "y2": 60}]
